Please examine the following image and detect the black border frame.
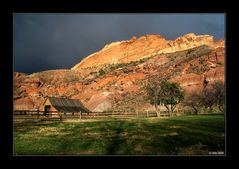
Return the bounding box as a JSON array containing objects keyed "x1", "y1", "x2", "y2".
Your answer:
[{"x1": 1, "y1": 0, "x2": 237, "y2": 166}]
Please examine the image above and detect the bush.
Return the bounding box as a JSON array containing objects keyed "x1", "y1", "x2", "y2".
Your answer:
[
  {"x1": 38, "y1": 73, "x2": 54, "y2": 84},
  {"x1": 94, "y1": 58, "x2": 149, "y2": 78},
  {"x1": 14, "y1": 87, "x2": 28, "y2": 99},
  {"x1": 188, "y1": 66, "x2": 210, "y2": 75},
  {"x1": 187, "y1": 49, "x2": 194, "y2": 56},
  {"x1": 63, "y1": 73, "x2": 82, "y2": 83},
  {"x1": 98, "y1": 69, "x2": 106, "y2": 76},
  {"x1": 65, "y1": 88, "x2": 79, "y2": 97},
  {"x1": 90, "y1": 71, "x2": 97, "y2": 75}
]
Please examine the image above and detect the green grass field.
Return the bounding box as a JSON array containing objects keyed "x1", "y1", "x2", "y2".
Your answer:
[{"x1": 14, "y1": 115, "x2": 225, "y2": 155}]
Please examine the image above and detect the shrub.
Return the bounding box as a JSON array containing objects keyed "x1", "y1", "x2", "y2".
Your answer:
[
  {"x1": 38, "y1": 73, "x2": 54, "y2": 84},
  {"x1": 63, "y1": 73, "x2": 82, "y2": 83},
  {"x1": 99, "y1": 69, "x2": 106, "y2": 76},
  {"x1": 65, "y1": 88, "x2": 79, "y2": 97},
  {"x1": 187, "y1": 49, "x2": 194, "y2": 56}
]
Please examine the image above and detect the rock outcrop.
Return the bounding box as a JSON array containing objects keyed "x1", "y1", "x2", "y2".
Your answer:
[{"x1": 72, "y1": 33, "x2": 217, "y2": 70}]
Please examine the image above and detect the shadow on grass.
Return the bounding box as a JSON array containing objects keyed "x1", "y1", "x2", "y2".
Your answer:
[
  {"x1": 136, "y1": 115, "x2": 225, "y2": 154},
  {"x1": 105, "y1": 122, "x2": 125, "y2": 154}
]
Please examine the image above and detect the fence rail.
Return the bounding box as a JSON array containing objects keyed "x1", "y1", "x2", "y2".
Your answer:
[{"x1": 14, "y1": 110, "x2": 172, "y2": 121}]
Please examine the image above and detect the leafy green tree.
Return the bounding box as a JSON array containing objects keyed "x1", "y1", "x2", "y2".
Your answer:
[
  {"x1": 145, "y1": 80, "x2": 161, "y2": 117},
  {"x1": 159, "y1": 80, "x2": 184, "y2": 116},
  {"x1": 145, "y1": 78, "x2": 184, "y2": 117}
]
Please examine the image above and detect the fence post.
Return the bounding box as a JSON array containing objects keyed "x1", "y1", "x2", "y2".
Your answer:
[
  {"x1": 37, "y1": 109, "x2": 39, "y2": 119},
  {"x1": 80, "y1": 111, "x2": 82, "y2": 119},
  {"x1": 147, "y1": 110, "x2": 149, "y2": 118},
  {"x1": 60, "y1": 113, "x2": 62, "y2": 121}
]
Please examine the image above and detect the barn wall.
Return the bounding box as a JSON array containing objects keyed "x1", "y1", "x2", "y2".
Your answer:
[
  {"x1": 44, "y1": 99, "x2": 51, "y2": 106},
  {"x1": 44, "y1": 99, "x2": 58, "y2": 112},
  {"x1": 49, "y1": 106, "x2": 57, "y2": 112}
]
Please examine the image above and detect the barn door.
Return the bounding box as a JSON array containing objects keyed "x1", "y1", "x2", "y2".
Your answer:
[{"x1": 44, "y1": 105, "x2": 50, "y2": 116}]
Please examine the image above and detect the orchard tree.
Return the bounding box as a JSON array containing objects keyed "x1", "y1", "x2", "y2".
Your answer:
[
  {"x1": 211, "y1": 81, "x2": 225, "y2": 113},
  {"x1": 159, "y1": 80, "x2": 184, "y2": 116},
  {"x1": 201, "y1": 81, "x2": 225, "y2": 113},
  {"x1": 184, "y1": 92, "x2": 202, "y2": 114},
  {"x1": 145, "y1": 78, "x2": 162, "y2": 117},
  {"x1": 184, "y1": 81, "x2": 225, "y2": 114},
  {"x1": 145, "y1": 78, "x2": 184, "y2": 117}
]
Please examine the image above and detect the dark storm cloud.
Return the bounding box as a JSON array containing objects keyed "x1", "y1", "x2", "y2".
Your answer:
[{"x1": 14, "y1": 13, "x2": 224, "y2": 74}]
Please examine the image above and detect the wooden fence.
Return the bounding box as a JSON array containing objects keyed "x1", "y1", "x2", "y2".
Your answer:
[{"x1": 14, "y1": 110, "x2": 171, "y2": 121}]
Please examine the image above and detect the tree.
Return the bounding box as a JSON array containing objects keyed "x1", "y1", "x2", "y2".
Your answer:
[
  {"x1": 184, "y1": 81, "x2": 225, "y2": 114},
  {"x1": 145, "y1": 78, "x2": 162, "y2": 117},
  {"x1": 199, "y1": 81, "x2": 225, "y2": 113},
  {"x1": 159, "y1": 80, "x2": 184, "y2": 116},
  {"x1": 200, "y1": 86, "x2": 215, "y2": 112},
  {"x1": 212, "y1": 82, "x2": 225, "y2": 113},
  {"x1": 145, "y1": 78, "x2": 184, "y2": 117},
  {"x1": 184, "y1": 92, "x2": 202, "y2": 114}
]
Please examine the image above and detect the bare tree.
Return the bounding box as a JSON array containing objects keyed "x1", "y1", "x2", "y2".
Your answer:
[
  {"x1": 184, "y1": 81, "x2": 225, "y2": 114},
  {"x1": 211, "y1": 81, "x2": 225, "y2": 113},
  {"x1": 184, "y1": 92, "x2": 202, "y2": 114},
  {"x1": 200, "y1": 86, "x2": 215, "y2": 112}
]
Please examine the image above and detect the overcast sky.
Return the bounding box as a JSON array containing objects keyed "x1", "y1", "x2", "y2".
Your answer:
[{"x1": 14, "y1": 13, "x2": 225, "y2": 74}]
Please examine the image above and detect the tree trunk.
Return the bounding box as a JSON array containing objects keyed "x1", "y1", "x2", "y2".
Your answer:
[
  {"x1": 218, "y1": 105, "x2": 224, "y2": 113},
  {"x1": 171, "y1": 105, "x2": 176, "y2": 116},
  {"x1": 192, "y1": 106, "x2": 198, "y2": 114},
  {"x1": 165, "y1": 105, "x2": 170, "y2": 116},
  {"x1": 209, "y1": 105, "x2": 213, "y2": 113},
  {"x1": 155, "y1": 104, "x2": 161, "y2": 117}
]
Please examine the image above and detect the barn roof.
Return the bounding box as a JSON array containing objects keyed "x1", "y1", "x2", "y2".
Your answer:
[{"x1": 47, "y1": 97, "x2": 91, "y2": 113}]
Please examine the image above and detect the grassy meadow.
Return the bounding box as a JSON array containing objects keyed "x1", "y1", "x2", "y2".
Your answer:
[{"x1": 14, "y1": 115, "x2": 225, "y2": 155}]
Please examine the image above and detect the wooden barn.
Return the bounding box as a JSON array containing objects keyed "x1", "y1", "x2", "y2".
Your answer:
[{"x1": 42, "y1": 97, "x2": 91, "y2": 117}]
